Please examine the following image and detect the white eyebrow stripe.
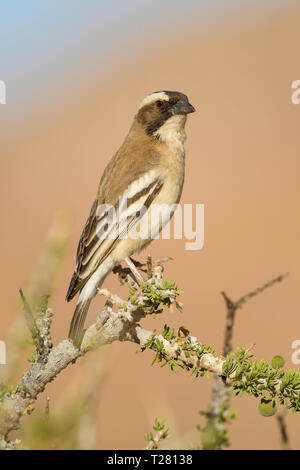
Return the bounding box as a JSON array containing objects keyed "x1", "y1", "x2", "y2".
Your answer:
[{"x1": 139, "y1": 92, "x2": 169, "y2": 109}]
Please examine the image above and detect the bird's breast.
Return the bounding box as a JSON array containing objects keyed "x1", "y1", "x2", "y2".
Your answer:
[{"x1": 158, "y1": 143, "x2": 185, "y2": 203}]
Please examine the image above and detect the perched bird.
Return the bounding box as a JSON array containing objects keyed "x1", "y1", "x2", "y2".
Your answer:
[{"x1": 67, "y1": 90, "x2": 195, "y2": 347}]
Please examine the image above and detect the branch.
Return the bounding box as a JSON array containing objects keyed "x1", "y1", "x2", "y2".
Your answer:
[
  {"x1": 276, "y1": 410, "x2": 290, "y2": 450},
  {"x1": 144, "y1": 418, "x2": 169, "y2": 450},
  {"x1": 0, "y1": 264, "x2": 297, "y2": 450},
  {"x1": 200, "y1": 274, "x2": 289, "y2": 449},
  {"x1": 222, "y1": 273, "x2": 289, "y2": 356}
]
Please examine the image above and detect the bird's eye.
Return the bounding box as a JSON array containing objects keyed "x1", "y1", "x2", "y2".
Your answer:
[{"x1": 156, "y1": 100, "x2": 163, "y2": 107}]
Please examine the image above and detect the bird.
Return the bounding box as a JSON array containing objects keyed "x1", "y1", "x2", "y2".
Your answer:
[{"x1": 66, "y1": 90, "x2": 195, "y2": 347}]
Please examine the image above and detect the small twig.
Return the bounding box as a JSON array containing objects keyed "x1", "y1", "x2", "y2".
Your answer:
[
  {"x1": 145, "y1": 428, "x2": 169, "y2": 450},
  {"x1": 276, "y1": 410, "x2": 290, "y2": 450},
  {"x1": 221, "y1": 273, "x2": 289, "y2": 356},
  {"x1": 144, "y1": 418, "x2": 169, "y2": 450},
  {"x1": 45, "y1": 397, "x2": 50, "y2": 416},
  {"x1": 234, "y1": 272, "x2": 289, "y2": 309},
  {"x1": 19, "y1": 289, "x2": 39, "y2": 342},
  {"x1": 153, "y1": 256, "x2": 174, "y2": 266},
  {"x1": 19, "y1": 288, "x2": 44, "y2": 356},
  {"x1": 147, "y1": 255, "x2": 152, "y2": 279},
  {"x1": 201, "y1": 273, "x2": 289, "y2": 449}
]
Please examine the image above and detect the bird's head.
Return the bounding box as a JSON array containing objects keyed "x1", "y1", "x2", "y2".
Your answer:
[{"x1": 136, "y1": 91, "x2": 195, "y2": 140}]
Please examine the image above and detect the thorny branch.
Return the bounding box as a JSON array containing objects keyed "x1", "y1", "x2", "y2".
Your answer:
[
  {"x1": 201, "y1": 273, "x2": 289, "y2": 450},
  {"x1": 0, "y1": 261, "x2": 295, "y2": 450},
  {"x1": 221, "y1": 273, "x2": 289, "y2": 356}
]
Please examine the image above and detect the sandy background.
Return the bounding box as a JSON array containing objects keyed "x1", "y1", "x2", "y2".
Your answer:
[{"x1": 1, "y1": 2, "x2": 300, "y2": 449}]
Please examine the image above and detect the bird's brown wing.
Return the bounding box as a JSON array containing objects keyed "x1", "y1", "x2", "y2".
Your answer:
[
  {"x1": 66, "y1": 199, "x2": 98, "y2": 301},
  {"x1": 66, "y1": 177, "x2": 163, "y2": 301}
]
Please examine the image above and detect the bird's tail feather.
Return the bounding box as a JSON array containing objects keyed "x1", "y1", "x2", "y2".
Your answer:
[{"x1": 68, "y1": 299, "x2": 92, "y2": 348}]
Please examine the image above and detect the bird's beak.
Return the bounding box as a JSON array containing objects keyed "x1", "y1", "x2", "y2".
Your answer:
[{"x1": 173, "y1": 100, "x2": 196, "y2": 115}]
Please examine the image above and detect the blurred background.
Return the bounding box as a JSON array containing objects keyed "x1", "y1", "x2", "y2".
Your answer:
[{"x1": 1, "y1": 0, "x2": 300, "y2": 450}]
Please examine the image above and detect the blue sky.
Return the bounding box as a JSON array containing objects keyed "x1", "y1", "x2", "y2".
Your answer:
[{"x1": 0, "y1": 0, "x2": 295, "y2": 138}]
